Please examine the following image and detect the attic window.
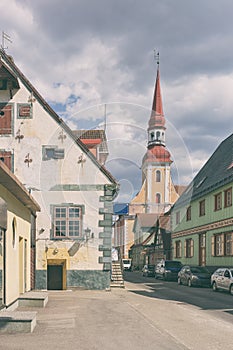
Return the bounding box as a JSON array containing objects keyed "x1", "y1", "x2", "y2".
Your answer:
[
  {"x1": 42, "y1": 146, "x2": 65, "y2": 160},
  {"x1": 17, "y1": 103, "x2": 32, "y2": 119}
]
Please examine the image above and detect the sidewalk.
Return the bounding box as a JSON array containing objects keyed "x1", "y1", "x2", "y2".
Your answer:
[{"x1": 0, "y1": 287, "x2": 187, "y2": 350}]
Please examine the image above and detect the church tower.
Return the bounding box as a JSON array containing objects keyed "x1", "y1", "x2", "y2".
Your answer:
[{"x1": 141, "y1": 61, "x2": 177, "y2": 214}]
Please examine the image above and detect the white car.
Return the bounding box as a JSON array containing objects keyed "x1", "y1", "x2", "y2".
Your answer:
[{"x1": 211, "y1": 268, "x2": 233, "y2": 295}]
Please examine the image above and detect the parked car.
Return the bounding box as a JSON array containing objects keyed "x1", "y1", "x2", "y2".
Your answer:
[
  {"x1": 142, "y1": 264, "x2": 155, "y2": 277},
  {"x1": 155, "y1": 260, "x2": 182, "y2": 280},
  {"x1": 122, "y1": 259, "x2": 132, "y2": 271},
  {"x1": 211, "y1": 268, "x2": 233, "y2": 295},
  {"x1": 178, "y1": 265, "x2": 211, "y2": 287}
]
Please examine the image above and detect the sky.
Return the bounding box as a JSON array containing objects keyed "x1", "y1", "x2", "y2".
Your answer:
[{"x1": 1, "y1": 0, "x2": 233, "y2": 202}]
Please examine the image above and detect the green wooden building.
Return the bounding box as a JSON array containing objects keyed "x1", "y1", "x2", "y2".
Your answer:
[{"x1": 171, "y1": 133, "x2": 233, "y2": 271}]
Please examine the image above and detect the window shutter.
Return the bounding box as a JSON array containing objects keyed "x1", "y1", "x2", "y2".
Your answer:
[
  {"x1": 211, "y1": 236, "x2": 215, "y2": 256},
  {"x1": 0, "y1": 150, "x2": 12, "y2": 170},
  {"x1": 184, "y1": 240, "x2": 187, "y2": 258},
  {"x1": 191, "y1": 239, "x2": 194, "y2": 257},
  {"x1": 0, "y1": 105, "x2": 12, "y2": 135}
]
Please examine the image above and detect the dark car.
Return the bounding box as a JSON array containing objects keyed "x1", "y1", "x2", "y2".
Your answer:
[
  {"x1": 155, "y1": 260, "x2": 182, "y2": 280},
  {"x1": 178, "y1": 265, "x2": 211, "y2": 287},
  {"x1": 142, "y1": 264, "x2": 155, "y2": 277}
]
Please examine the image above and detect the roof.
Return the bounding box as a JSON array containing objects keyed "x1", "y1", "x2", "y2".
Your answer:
[
  {"x1": 72, "y1": 129, "x2": 108, "y2": 153},
  {"x1": 148, "y1": 67, "x2": 165, "y2": 130},
  {"x1": 0, "y1": 49, "x2": 117, "y2": 187},
  {"x1": 0, "y1": 161, "x2": 40, "y2": 214},
  {"x1": 174, "y1": 133, "x2": 233, "y2": 208},
  {"x1": 143, "y1": 145, "x2": 172, "y2": 163},
  {"x1": 133, "y1": 213, "x2": 170, "y2": 231}
]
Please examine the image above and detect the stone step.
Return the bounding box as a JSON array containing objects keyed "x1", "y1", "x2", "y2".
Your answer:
[
  {"x1": 0, "y1": 311, "x2": 37, "y2": 333},
  {"x1": 18, "y1": 291, "x2": 48, "y2": 308}
]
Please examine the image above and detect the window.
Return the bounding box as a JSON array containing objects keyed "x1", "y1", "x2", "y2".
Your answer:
[
  {"x1": 186, "y1": 206, "x2": 191, "y2": 221},
  {"x1": 224, "y1": 188, "x2": 232, "y2": 208},
  {"x1": 199, "y1": 199, "x2": 205, "y2": 216},
  {"x1": 184, "y1": 238, "x2": 194, "y2": 258},
  {"x1": 156, "y1": 170, "x2": 161, "y2": 182},
  {"x1": 0, "y1": 150, "x2": 12, "y2": 171},
  {"x1": 52, "y1": 205, "x2": 83, "y2": 238},
  {"x1": 0, "y1": 104, "x2": 12, "y2": 135},
  {"x1": 176, "y1": 211, "x2": 180, "y2": 225},
  {"x1": 214, "y1": 192, "x2": 222, "y2": 211},
  {"x1": 215, "y1": 234, "x2": 224, "y2": 256},
  {"x1": 156, "y1": 193, "x2": 161, "y2": 204},
  {"x1": 156, "y1": 131, "x2": 160, "y2": 140},
  {"x1": 150, "y1": 132, "x2": 154, "y2": 141},
  {"x1": 225, "y1": 233, "x2": 233, "y2": 256},
  {"x1": 17, "y1": 103, "x2": 32, "y2": 119},
  {"x1": 42, "y1": 146, "x2": 65, "y2": 160},
  {"x1": 175, "y1": 240, "x2": 182, "y2": 258}
]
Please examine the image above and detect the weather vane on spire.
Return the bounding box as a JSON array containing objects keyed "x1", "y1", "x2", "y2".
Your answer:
[{"x1": 154, "y1": 50, "x2": 159, "y2": 67}]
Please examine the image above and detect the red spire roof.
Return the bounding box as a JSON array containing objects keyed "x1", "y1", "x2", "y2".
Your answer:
[
  {"x1": 143, "y1": 145, "x2": 172, "y2": 164},
  {"x1": 148, "y1": 67, "x2": 165, "y2": 129}
]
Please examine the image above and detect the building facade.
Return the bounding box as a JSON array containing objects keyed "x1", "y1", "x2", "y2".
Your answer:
[
  {"x1": 0, "y1": 49, "x2": 118, "y2": 290},
  {"x1": 171, "y1": 134, "x2": 233, "y2": 270},
  {"x1": 0, "y1": 161, "x2": 40, "y2": 308}
]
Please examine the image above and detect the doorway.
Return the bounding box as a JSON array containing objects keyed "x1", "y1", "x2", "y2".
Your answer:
[{"x1": 47, "y1": 265, "x2": 63, "y2": 290}]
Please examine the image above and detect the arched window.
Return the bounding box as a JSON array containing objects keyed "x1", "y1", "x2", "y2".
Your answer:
[
  {"x1": 156, "y1": 131, "x2": 160, "y2": 140},
  {"x1": 151, "y1": 132, "x2": 154, "y2": 141},
  {"x1": 156, "y1": 170, "x2": 161, "y2": 182},
  {"x1": 156, "y1": 193, "x2": 161, "y2": 204}
]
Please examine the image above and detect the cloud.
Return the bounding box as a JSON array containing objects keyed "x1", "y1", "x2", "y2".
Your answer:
[{"x1": 1, "y1": 0, "x2": 233, "y2": 200}]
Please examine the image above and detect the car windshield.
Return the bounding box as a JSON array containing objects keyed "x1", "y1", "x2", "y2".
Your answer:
[
  {"x1": 165, "y1": 261, "x2": 182, "y2": 268},
  {"x1": 190, "y1": 267, "x2": 209, "y2": 274}
]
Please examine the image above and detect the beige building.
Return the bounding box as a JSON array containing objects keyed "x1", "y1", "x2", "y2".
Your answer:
[
  {"x1": 0, "y1": 161, "x2": 40, "y2": 309},
  {"x1": 0, "y1": 49, "x2": 118, "y2": 290}
]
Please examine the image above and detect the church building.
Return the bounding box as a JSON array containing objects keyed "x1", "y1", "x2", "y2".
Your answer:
[{"x1": 114, "y1": 62, "x2": 183, "y2": 265}]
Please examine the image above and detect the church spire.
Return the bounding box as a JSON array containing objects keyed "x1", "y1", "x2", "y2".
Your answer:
[{"x1": 147, "y1": 57, "x2": 166, "y2": 147}]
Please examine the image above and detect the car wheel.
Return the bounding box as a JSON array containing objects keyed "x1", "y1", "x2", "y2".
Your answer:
[
  {"x1": 178, "y1": 277, "x2": 182, "y2": 285},
  {"x1": 229, "y1": 284, "x2": 233, "y2": 295},
  {"x1": 212, "y1": 282, "x2": 218, "y2": 292},
  {"x1": 188, "y1": 279, "x2": 192, "y2": 287}
]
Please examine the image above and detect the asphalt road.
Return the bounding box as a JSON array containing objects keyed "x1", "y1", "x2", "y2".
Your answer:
[{"x1": 124, "y1": 270, "x2": 233, "y2": 325}]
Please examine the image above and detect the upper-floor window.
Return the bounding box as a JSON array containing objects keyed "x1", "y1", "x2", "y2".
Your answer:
[
  {"x1": 186, "y1": 206, "x2": 191, "y2": 221},
  {"x1": 156, "y1": 170, "x2": 161, "y2": 182},
  {"x1": 0, "y1": 149, "x2": 13, "y2": 171},
  {"x1": 175, "y1": 211, "x2": 180, "y2": 225},
  {"x1": 0, "y1": 104, "x2": 13, "y2": 135},
  {"x1": 199, "y1": 199, "x2": 205, "y2": 216},
  {"x1": 52, "y1": 205, "x2": 84, "y2": 238},
  {"x1": 156, "y1": 131, "x2": 160, "y2": 140},
  {"x1": 224, "y1": 188, "x2": 232, "y2": 208},
  {"x1": 17, "y1": 103, "x2": 33, "y2": 119},
  {"x1": 214, "y1": 192, "x2": 222, "y2": 211},
  {"x1": 42, "y1": 145, "x2": 65, "y2": 160}
]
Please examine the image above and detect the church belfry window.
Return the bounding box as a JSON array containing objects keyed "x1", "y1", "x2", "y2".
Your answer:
[{"x1": 156, "y1": 170, "x2": 161, "y2": 182}]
